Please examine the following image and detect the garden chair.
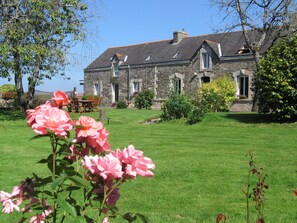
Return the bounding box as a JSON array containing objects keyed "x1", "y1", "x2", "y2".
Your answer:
[
  {"x1": 72, "y1": 97, "x2": 83, "y2": 113},
  {"x1": 91, "y1": 96, "x2": 100, "y2": 111}
]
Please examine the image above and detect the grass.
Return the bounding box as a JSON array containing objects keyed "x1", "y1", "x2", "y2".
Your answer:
[{"x1": 0, "y1": 109, "x2": 297, "y2": 222}]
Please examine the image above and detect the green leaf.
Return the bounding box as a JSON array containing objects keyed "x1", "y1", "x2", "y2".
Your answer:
[
  {"x1": 67, "y1": 175, "x2": 90, "y2": 187},
  {"x1": 51, "y1": 176, "x2": 65, "y2": 190},
  {"x1": 29, "y1": 134, "x2": 49, "y2": 141},
  {"x1": 37, "y1": 159, "x2": 48, "y2": 164},
  {"x1": 57, "y1": 194, "x2": 77, "y2": 217}
]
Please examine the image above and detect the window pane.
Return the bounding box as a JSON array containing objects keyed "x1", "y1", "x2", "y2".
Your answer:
[
  {"x1": 133, "y1": 82, "x2": 140, "y2": 93},
  {"x1": 239, "y1": 76, "x2": 249, "y2": 97},
  {"x1": 244, "y1": 77, "x2": 249, "y2": 96},
  {"x1": 94, "y1": 84, "x2": 100, "y2": 96},
  {"x1": 173, "y1": 79, "x2": 181, "y2": 94},
  {"x1": 239, "y1": 77, "x2": 244, "y2": 95},
  {"x1": 113, "y1": 62, "x2": 119, "y2": 76},
  {"x1": 202, "y1": 53, "x2": 209, "y2": 68}
]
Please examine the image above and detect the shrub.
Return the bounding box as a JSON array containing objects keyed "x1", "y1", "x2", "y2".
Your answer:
[
  {"x1": 134, "y1": 89, "x2": 154, "y2": 109},
  {"x1": 161, "y1": 93, "x2": 193, "y2": 120},
  {"x1": 197, "y1": 75, "x2": 237, "y2": 112},
  {"x1": 255, "y1": 36, "x2": 297, "y2": 121},
  {"x1": 186, "y1": 104, "x2": 207, "y2": 125},
  {"x1": 116, "y1": 100, "x2": 128, "y2": 109},
  {"x1": 1, "y1": 91, "x2": 17, "y2": 100},
  {"x1": 0, "y1": 84, "x2": 16, "y2": 92}
]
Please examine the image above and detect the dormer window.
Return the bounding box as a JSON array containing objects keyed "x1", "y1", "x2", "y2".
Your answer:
[
  {"x1": 237, "y1": 43, "x2": 255, "y2": 54},
  {"x1": 113, "y1": 61, "x2": 119, "y2": 77},
  {"x1": 202, "y1": 52, "x2": 210, "y2": 69}
]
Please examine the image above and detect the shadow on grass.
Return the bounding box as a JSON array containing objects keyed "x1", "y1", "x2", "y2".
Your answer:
[
  {"x1": 225, "y1": 113, "x2": 278, "y2": 124},
  {"x1": 0, "y1": 109, "x2": 24, "y2": 121}
]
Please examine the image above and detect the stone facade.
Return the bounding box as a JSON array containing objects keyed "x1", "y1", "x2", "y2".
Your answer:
[
  {"x1": 85, "y1": 58, "x2": 255, "y2": 109},
  {"x1": 84, "y1": 30, "x2": 266, "y2": 110}
]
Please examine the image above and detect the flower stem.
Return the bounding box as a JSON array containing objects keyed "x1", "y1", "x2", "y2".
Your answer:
[{"x1": 50, "y1": 134, "x2": 58, "y2": 223}]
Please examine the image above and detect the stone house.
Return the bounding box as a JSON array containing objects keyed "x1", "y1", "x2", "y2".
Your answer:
[{"x1": 84, "y1": 30, "x2": 271, "y2": 111}]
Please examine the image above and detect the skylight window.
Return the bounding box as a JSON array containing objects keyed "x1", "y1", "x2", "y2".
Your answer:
[
  {"x1": 145, "y1": 56, "x2": 151, "y2": 62},
  {"x1": 172, "y1": 52, "x2": 180, "y2": 59}
]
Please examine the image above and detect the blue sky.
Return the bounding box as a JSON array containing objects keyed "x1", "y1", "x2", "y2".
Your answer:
[{"x1": 0, "y1": 0, "x2": 228, "y2": 94}]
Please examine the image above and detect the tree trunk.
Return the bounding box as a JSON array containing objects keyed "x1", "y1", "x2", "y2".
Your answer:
[
  {"x1": 13, "y1": 49, "x2": 28, "y2": 115},
  {"x1": 27, "y1": 56, "x2": 41, "y2": 109}
]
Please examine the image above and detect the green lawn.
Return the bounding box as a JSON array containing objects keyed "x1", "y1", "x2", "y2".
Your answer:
[{"x1": 0, "y1": 109, "x2": 297, "y2": 222}]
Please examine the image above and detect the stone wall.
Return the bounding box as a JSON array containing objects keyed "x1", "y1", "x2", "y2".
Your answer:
[
  {"x1": 0, "y1": 99, "x2": 15, "y2": 109},
  {"x1": 229, "y1": 100, "x2": 253, "y2": 112},
  {"x1": 84, "y1": 56, "x2": 257, "y2": 111}
]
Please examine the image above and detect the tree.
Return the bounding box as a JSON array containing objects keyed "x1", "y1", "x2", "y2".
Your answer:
[
  {"x1": 0, "y1": 0, "x2": 88, "y2": 112},
  {"x1": 255, "y1": 36, "x2": 297, "y2": 120},
  {"x1": 211, "y1": 0, "x2": 296, "y2": 110},
  {"x1": 212, "y1": 0, "x2": 295, "y2": 62}
]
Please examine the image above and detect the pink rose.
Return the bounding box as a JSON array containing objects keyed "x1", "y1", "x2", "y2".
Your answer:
[
  {"x1": 0, "y1": 190, "x2": 21, "y2": 213},
  {"x1": 26, "y1": 101, "x2": 55, "y2": 127},
  {"x1": 52, "y1": 90, "x2": 70, "y2": 107},
  {"x1": 2, "y1": 199, "x2": 20, "y2": 213},
  {"x1": 75, "y1": 116, "x2": 103, "y2": 138},
  {"x1": 82, "y1": 154, "x2": 123, "y2": 181},
  {"x1": 111, "y1": 145, "x2": 155, "y2": 179},
  {"x1": 85, "y1": 127, "x2": 110, "y2": 154},
  {"x1": 75, "y1": 117, "x2": 110, "y2": 154},
  {"x1": 31, "y1": 107, "x2": 74, "y2": 137}
]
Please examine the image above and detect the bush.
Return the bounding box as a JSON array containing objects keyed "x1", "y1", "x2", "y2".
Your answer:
[
  {"x1": 134, "y1": 89, "x2": 154, "y2": 109},
  {"x1": 161, "y1": 93, "x2": 193, "y2": 120},
  {"x1": 197, "y1": 75, "x2": 237, "y2": 112},
  {"x1": 116, "y1": 100, "x2": 128, "y2": 109},
  {"x1": 0, "y1": 84, "x2": 16, "y2": 93},
  {"x1": 1, "y1": 92, "x2": 17, "y2": 100},
  {"x1": 186, "y1": 103, "x2": 207, "y2": 125},
  {"x1": 255, "y1": 36, "x2": 297, "y2": 121}
]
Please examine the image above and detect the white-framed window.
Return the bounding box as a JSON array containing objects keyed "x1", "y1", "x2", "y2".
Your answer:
[
  {"x1": 173, "y1": 78, "x2": 181, "y2": 94},
  {"x1": 202, "y1": 52, "x2": 210, "y2": 69},
  {"x1": 113, "y1": 62, "x2": 119, "y2": 77},
  {"x1": 169, "y1": 73, "x2": 184, "y2": 95},
  {"x1": 238, "y1": 76, "x2": 249, "y2": 98},
  {"x1": 133, "y1": 82, "x2": 141, "y2": 93},
  {"x1": 93, "y1": 83, "x2": 101, "y2": 96}
]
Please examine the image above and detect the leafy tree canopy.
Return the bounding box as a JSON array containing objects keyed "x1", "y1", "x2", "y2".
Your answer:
[
  {"x1": 255, "y1": 35, "x2": 297, "y2": 120},
  {"x1": 0, "y1": 0, "x2": 88, "y2": 112}
]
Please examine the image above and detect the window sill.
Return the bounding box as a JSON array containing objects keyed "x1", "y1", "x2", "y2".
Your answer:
[
  {"x1": 200, "y1": 68, "x2": 212, "y2": 72},
  {"x1": 238, "y1": 96, "x2": 249, "y2": 100}
]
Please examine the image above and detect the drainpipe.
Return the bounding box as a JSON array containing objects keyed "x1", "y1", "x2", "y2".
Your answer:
[{"x1": 127, "y1": 65, "x2": 131, "y2": 101}]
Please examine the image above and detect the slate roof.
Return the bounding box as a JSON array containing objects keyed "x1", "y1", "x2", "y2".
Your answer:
[{"x1": 85, "y1": 30, "x2": 272, "y2": 71}]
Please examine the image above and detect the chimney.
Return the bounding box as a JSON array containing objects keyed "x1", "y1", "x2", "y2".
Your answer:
[{"x1": 173, "y1": 30, "x2": 189, "y2": 44}]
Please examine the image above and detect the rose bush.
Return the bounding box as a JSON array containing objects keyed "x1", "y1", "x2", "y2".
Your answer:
[{"x1": 0, "y1": 91, "x2": 155, "y2": 223}]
